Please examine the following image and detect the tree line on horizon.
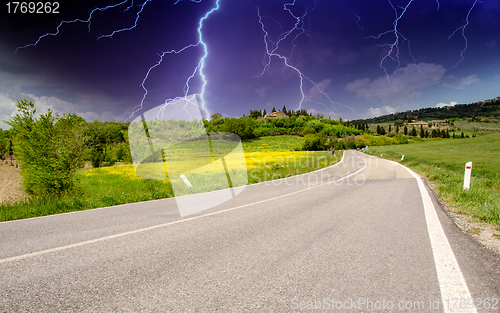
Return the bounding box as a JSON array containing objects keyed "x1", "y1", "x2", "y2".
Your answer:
[{"x1": 353, "y1": 97, "x2": 500, "y2": 125}]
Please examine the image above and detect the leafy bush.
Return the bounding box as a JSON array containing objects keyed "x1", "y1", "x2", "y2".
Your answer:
[
  {"x1": 7, "y1": 99, "x2": 94, "y2": 196},
  {"x1": 302, "y1": 134, "x2": 324, "y2": 151}
]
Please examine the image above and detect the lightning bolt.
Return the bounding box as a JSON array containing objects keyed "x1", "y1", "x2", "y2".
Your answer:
[
  {"x1": 448, "y1": 0, "x2": 479, "y2": 68},
  {"x1": 15, "y1": 0, "x2": 134, "y2": 53},
  {"x1": 253, "y1": 1, "x2": 358, "y2": 118},
  {"x1": 15, "y1": 0, "x2": 221, "y2": 121},
  {"x1": 364, "y1": 0, "x2": 422, "y2": 84},
  {"x1": 96, "y1": 0, "x2": 153, "y2": 40},
  {"x1": 132, "y1": 0, "x2": 220, "y2": 121},
  {"x1": 353, "y1": 13, "x2": 364, "y2": 33}
]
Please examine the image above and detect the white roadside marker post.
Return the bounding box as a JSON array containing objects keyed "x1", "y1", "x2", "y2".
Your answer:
[
  {"x1": 180, "y1": 175, "x2": 193, "y2": 188},
  {"x1": 401, "y1": 155, "x2": 404, "y2": 161},
  {"x1": 463, "y1": 162, "x2": 472, "y2": 191}
]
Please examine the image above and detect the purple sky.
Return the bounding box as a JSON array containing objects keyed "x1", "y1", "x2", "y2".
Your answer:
[{"x1": 1, "y1": 0, "x2": 499, "y2": 129}]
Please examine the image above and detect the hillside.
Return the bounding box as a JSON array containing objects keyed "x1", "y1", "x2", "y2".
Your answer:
[{"x1": 353, "y1": 97, "x2": 500, "y2": 124}]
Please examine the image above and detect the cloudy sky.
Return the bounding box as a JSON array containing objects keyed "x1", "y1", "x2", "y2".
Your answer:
[{"x1": 1, "y1": 0, "x2": 499, "y2": 128}]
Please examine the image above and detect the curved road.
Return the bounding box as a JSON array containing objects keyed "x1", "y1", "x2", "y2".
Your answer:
[{"x1": 1, "y1": 151, "x2": 499, "y2": 312}]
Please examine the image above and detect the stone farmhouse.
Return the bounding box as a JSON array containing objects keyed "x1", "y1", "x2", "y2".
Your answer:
[{"x1": 264, "y1": 111, "x2": 288, "y2": 119}]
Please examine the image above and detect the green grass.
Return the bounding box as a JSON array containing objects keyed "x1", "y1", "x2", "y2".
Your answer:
[
  {"x1": 242, "y1": 135, "x2": 305, "y2": 151},
  {"x1": 368, "y1": 132, "x2": 500, "y2": 225},
  {"x1": 453, "y1": 120, "x2": 500, "y2": 132},
  {"x1": 0, "y1": 135, "x2": 340, "y2": 221}
]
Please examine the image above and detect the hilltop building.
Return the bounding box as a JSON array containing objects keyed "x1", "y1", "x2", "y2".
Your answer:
[{"x1": 264, "y1": 111, "x2": 288, "y2": 119}]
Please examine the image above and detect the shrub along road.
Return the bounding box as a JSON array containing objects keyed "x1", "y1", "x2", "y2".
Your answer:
[{"x1": 0, "y1": 151, "x2": 499, "y2": 311}]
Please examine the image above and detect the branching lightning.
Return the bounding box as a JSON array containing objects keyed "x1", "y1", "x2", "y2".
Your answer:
[
  {"x1": 137, "y1": 0, "x2": 220, "y2": 121},
  {"x1": 364, "y1": 0, "x2": 480, "y2": 79},
  {"x1": 14, "y1": 0, "x2": 481, "y2": 122},
  {"x1": 96, "y1": 0, "x2": 153, "y2": 40},
  {"x1": 448, "y1": 0, "x2": 478, "y2": 68},
  {"x1": 16, "y1": 0, "x2": 221, "y2": 121},
  {"x1": 364, "y1": 0, "x2": 422, "y2": 84},
  {"x1": 253, "y1": 1, "x2": 358, "y2": 118},
  {"x1": 15, "y1": 0, "x2": 132, "y2": 53}
]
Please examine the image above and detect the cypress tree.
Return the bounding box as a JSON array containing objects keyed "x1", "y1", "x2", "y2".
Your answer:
[
  {"x1": 411, "y1": 126, "x2": 417, "y2": 137},
  {"x1": 8, "y1": 138, "x2": 13, "y2": 166}
]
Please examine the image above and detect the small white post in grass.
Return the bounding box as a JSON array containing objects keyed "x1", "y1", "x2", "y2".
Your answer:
[
  {"x1": 463, "y1": 162, "x2": 472, "y2": 190},
  {"x1": 401, "y1": 155, "x2": 404, "y2": 161},
  {"x1": 180, "y1": 175, "x2": 193, "y2": 188}
]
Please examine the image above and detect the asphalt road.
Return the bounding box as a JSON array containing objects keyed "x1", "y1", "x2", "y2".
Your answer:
[{"x1": 1, "y1": 151, "x2": 499, "y2": 312}]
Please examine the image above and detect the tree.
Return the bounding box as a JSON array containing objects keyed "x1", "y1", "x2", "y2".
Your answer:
[
  {"x1": 404, "y1": 125, "x2": 408, "y2": 135},
  {"x1": 396, "y1": 125, "x2": 399, "y2": 133},
  {"x1": 249, "y1": 110, "x2": 262, "y2": 119},
  {"x1": 302, "y1": 134, "x2": 324, "y2": 151},
  {"x1": 420, "y1": 125, "x2": 424, "y2": 138},
  {"x1": 272, "y1": 107, "x2": 276, "y2": 113},
  {"x1": 282, "y1": 105, "x2": 287, "y2": 113},
  {"x1": 8, "y1": 138, "x2": 13, "y2": 165},
  {"x1": 388, "y1": 125, "x2": 391, "y2": 133},
  {"x1": 263, "y1": 109, "x2": 267, "y2": 116},
  {"x1": 211, "y1": 113, "x2": 223, "y2": 121},
  {"x1": 411, "y1": 126, "x2": 417, "y2": 136},
  {"x1": 380, "y1": 126, "x2": 386, "y2": 135},
  {"x1": 376, "y1": 125, "x2": 381, "y2": 134},
  {"x1": 7, "y1": 99, "x2": 94, "y2": 196}
]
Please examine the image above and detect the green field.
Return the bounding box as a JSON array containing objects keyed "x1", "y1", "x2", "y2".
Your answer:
[
  {"x1": 368, "y1": 132, "x2": 500, "y2": 225},
  {"x1": 0, "y1": 135, "x2": 340, "y2": 221},
  {"x1": 453, "y1": 120, "x2": 500, "y2": 132},
  {"x1": 242, "y1": 135, "x2": 304, "y2": 151}
]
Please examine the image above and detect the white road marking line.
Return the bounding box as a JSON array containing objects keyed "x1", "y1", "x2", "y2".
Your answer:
[
  {"x1": 0, "y1": 153, "x2": 366, "y2": 264},
  {"x1": 378, "y1": 154, "x2": 477, "y2": 313}
]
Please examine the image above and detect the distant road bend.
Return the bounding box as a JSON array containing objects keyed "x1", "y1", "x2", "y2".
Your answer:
[{"x1": 1, "y1": 151, "x2": 499, "y2": 312}]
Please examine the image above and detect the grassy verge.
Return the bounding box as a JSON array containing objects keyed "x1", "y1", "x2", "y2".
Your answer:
[
  {"x1": 0, "y1": 136, "x2": 341, "y2": 221},
  {"x1": 367, "y1": 132, "x2": 500, "y2": 225}
]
